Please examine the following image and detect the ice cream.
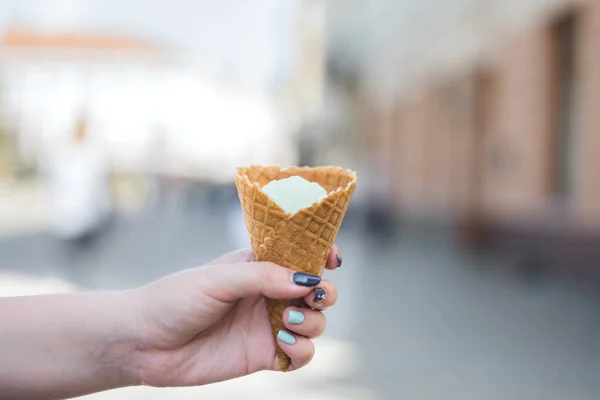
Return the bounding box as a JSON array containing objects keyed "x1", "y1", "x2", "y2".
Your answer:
[
  {"x1": 261, "y1": 175, "x2": 328, "y2": 215},
  {"x1": 235, "y1": 165, "x2": 357, "y2": 371}
]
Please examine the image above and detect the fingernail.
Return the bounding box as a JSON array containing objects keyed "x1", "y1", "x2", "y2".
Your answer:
[
  {"x1": 336, "y1": 253, "x2": 342, "y2": 268},
  {"x1": 313, "y1": 287, "x2": 327, "y2": 303},
  {"x1": 293, "y1": 272, "x2": 321, "y2": 287},
  {"x1": 277, "y1": 330, "x2": 296, "y2": 345},
  {"x1": 287, "y1": 310, "x2": 305, "y2": 325}
]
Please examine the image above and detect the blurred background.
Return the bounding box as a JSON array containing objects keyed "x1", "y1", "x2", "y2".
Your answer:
[{"x1": 2, "y1": 0, "x2": 600, "y2": 398}]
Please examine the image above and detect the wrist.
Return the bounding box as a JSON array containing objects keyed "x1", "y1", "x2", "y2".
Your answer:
[{"x1": 91, "y1": 290, "x2": 142, "y2": 388}]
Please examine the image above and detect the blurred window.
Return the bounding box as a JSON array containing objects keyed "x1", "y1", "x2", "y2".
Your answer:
[{"x1": 552, "y1": 11, "x2": 580, "y2": 200}]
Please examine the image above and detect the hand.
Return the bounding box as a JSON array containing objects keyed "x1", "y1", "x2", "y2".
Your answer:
[{"x1": 130, "y1": 246, "x2": 342, "y2": 387}]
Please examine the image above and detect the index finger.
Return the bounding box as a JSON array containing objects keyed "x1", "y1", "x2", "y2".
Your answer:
[{"x1": 324, "y1": 244, "x2": 342, "y2": 270}]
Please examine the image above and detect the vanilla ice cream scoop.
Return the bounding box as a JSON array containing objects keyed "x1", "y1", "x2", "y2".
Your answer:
[{"x1": 261, "y1": 175, "x2": 328, "y2": 215}]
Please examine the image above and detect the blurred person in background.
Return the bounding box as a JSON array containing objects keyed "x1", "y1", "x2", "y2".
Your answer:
[
  {"x1": 144, "y1": 125, "x2": 170, "y2": 212},
  {"x1": 362, "y1": 148, "x2": 396, "y2": 242},
  {"x1": 44, "y1": 115, "x2": 112, "y2": 263}
]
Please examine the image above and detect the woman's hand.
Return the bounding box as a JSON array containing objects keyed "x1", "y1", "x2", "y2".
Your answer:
[
  {"x1": 0, "y1": 247, "x2": 341, "y2": 399},
  {"x1": 131, "y1": 246, "x2": 342, "y2": 387}
]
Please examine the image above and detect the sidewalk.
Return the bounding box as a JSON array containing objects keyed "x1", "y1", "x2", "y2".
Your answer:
[{"x1": 5, "y1": 202, "x2": 600, "y2": 399}]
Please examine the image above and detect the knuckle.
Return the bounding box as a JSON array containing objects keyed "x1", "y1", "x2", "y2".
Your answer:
[
  {"x1": 313, "y1": 313, "x2": 327, "y2": 337},
  {"x1": 242, "y1": 248, "x2": 255, "y2": 262}
]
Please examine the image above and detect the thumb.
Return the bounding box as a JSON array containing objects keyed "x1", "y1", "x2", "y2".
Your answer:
[{"x1": 198, "y1": 262, "x2": 321, "y2": 302}]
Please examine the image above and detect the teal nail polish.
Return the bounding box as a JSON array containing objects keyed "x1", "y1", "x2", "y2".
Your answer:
[
  {"x1": 277, "y1": 330, "x2": 296, "y2": 345},
  {"x1": 287, "y1": 310, "x2": 305, "y2": 325}
]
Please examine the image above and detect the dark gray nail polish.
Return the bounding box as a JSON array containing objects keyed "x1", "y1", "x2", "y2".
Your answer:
[
  {"x1": 313, "y1": 287, "x2": 327, "y2": 303},
  {"x1": 293, "y1": 272, "x2": 321, "y2": 287},
  {"x1": 335, "y1": 253, "x2": 342, "y2": 268}
]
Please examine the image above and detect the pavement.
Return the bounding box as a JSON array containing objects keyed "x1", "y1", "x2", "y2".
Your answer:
[{"x1": 2, "y1": 196, "x2": 600, "y2": 399}]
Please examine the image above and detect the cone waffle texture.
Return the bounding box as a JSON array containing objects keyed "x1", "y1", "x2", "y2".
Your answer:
[{"x1": 235, "y1": 165, "x2": 357, "y2": 371}]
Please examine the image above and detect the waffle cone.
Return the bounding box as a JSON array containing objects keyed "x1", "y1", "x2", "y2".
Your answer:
[{"x1": 235, "y1": 165, "x2": 357, "y2": 371}]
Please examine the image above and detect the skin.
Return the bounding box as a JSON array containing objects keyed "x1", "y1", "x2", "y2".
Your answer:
[{"x1": 0, "y1": 246, "x2": 341, "y2": 399}]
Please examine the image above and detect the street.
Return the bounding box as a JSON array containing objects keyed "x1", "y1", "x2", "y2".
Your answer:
[{"x1": 2, "y1": 201, "x2": 600, "y2": 399}]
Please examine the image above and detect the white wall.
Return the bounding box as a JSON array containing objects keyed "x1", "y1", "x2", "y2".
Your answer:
[{"x1": 1, "y1": 57, "x2": 297, "y2": 179}]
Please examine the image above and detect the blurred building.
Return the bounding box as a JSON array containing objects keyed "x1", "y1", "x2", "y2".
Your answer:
[
  {"x1": 0, "y1": 25, "x2": 312, "y2": 186},
  {"x1": 329, "y1": 0, "x2": 600, "y2": 270},
  {"x1": 0, "y1": 28, "x2": 166, "y2": 172}
]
